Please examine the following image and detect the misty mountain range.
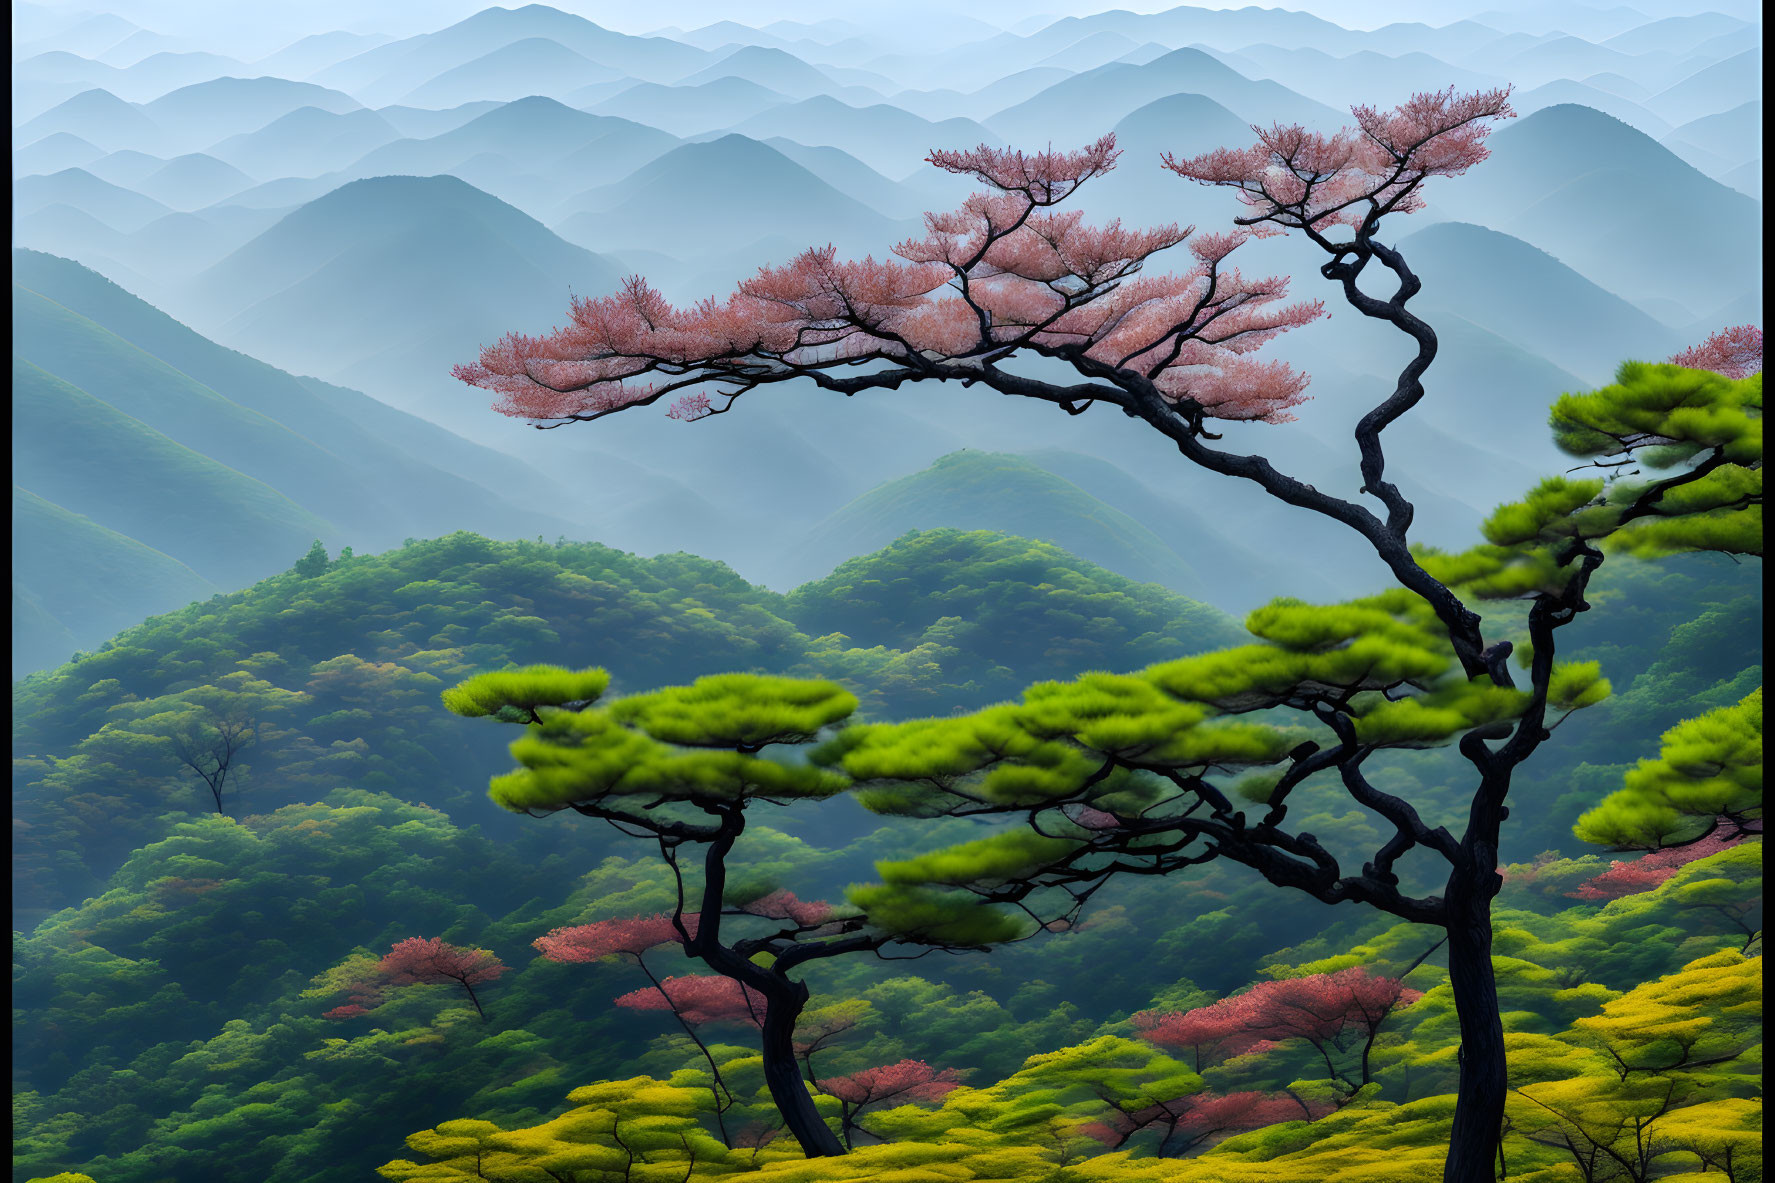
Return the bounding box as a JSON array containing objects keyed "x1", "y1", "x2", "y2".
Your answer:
[{"x1": 11, "y1": 0, "x2": 1765, "y2": 676}]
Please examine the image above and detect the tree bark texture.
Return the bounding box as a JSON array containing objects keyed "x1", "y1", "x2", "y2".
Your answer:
[
  {"x1": 758, "y1": 980, "x2": 845, "y2": 1157},
  {"x1": 1442, "y1": 866, "x2": 1507, "y2": 1183}
]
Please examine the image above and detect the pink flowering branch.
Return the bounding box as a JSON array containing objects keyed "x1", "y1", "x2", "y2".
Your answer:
[
  {"x1": 1566, "y1": 829, "x2": 1751, "y2": 901},
  {"x1": 456, "y1": 91, "x2": 1519, "y2": 685},
  {"x1": 1080, "y1": 1088, "x2": 1336, "y2": 1156},
  {"x1": 532, "y1": 912, "x2": 700, "y2": 963},
  {"x1": 1668, "y1": 325, "x2": 1762, "y2": 379},
  {"x1": 733, "y1": 888, "x2": 840, "y2": 931},
  {"x1": 1167, "y1": 86, "x2": 1517, "y2": 680},
  {"x1": 813, "y1": 1059, "x2": 963, "y2": 1149},
  {"x1": 1135, "y1": 967, "x2": 1420, "y2": 1092},
  {"x1": 535, "y1": 913, "x2": 738, "y2": 1137},
  {"x1": 616, "y1": 974, "x2": 769, "y2": 1028},
  {"x1": 456, "y1": 135, "x2": 1319, "y2": 431}
]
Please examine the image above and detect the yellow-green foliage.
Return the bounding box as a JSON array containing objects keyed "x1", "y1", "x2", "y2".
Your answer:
[
  {"x1": 1418, "y1": 365, "x2": 1762, "y2": 600},
  {"x1": 844, "y1": 883, "x2": 1031, "y2": 947},
  {"x1": 1567, "y1": 948, "x2": 1761, "y2": 1087},
  {"x1": 474, "y1": 684, "x2": 851, "y2": 813},
  {"x1": 489, "y1": 709, "x2": 667, "y2": 810},
  {"x1": 1545, "y1": 661, "x2": 1613, "y2": 713},
  {"x1": 380, "y1": 1074, "x2": 761, "y2": 1182},
  {"x1": 877, "y1": 831, "x2": 1083, "y2": 888},
  {"x1": 1351, "y1": 680, "x2": 1528, "y2": 746},
  {"x1": 609, "y1": 674, "x2": 858, "y2": 748},
  {"x1": 1507, "y1": 950, "x2": 1763, "y2": 1182},
  {"x1": 1573, "y1": 689, "x2": 1762, "y2": 848},
  {"x1": 838, "y1": 706, "x2": 1100, "y2": 805},
  {"x1": 1550, "y1": 363, "x2": 1761, "y2": 465},
  {"x1": 749, "y1": 1130, "x2": 1062, "y2": 1181},
  {"x1": 1482, "y1": 476, "x2": 1612, "y2": 547},
  {"x1": 1414, "y1": 540, "x2": 1574, "y2": 599},
  {"x1": 440, "y1": 664, "x2": 611, "y2": 717},
  {"x1": 836, "y1": 592, "x2": 1492, "y2": 820},
  {"x1": 1072, "y1": 1095, "x2": 1479, "y2": 1183},
  {"x1": 1651, "y1": 1096, "x2": 1763, "y2": 1177},
  {"x1": 375, "y1": 934, "x2": 1760, "y2": 1183}
]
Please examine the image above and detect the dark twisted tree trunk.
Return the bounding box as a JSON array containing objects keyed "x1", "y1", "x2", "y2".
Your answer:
[
  {"x1": 1443, "y1": 858, "x2": 1507, "y2": 1183},
  {"x1": 755, "y1": 979, "x2": 845, "y2": 1157},
  {"x1": 691, "y1": 806, "x2": 847, "y2": 1158}
]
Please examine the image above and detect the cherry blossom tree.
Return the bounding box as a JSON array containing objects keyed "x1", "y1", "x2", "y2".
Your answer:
[
  {"x1": 1669, "y1": 324, "x2": 1763, "y2": 379},
  {"x1": 457, "y1": 89, "x2": 1763, "y2": 1181},
  {"x1": 614, "y1": 974, "x2": 769, "y2": 1027},
  {"x1": 813, "y1": 1059, "x2": 963, "y2": 1149},
  {"x1": 535, "y1": 912, "x2": 750, "y2": 1139},
  {"x1": 1135, "y1": 967, "x2": 1422, "y2": 1095},
  {"x1": 1128, "y1": 1005, "x2": 1261, "y2": 1073},
  {"x1": 1567, "y1": 829, "x2": 1751, "y2": 902},
  {"x1": 1079, "y1": 1088, "x2": 1333, "y2": 1157},
  {"x1": 378, "y1": 937, "x2": 507, "y2": 1022}
]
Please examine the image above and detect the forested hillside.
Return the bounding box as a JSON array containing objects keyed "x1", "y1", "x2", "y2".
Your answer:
[
  {"x1": 10, "y1": 249, "x2": 581, "y2": 677},
  {"x1": 12, "y1": 527, "x2": 1243, "y2": 927},
  {"x1": 11, "y1": 523, "x2": 1760, "y2": 1182}
]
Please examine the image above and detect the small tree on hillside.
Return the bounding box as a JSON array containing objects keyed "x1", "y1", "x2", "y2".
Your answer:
[
  {"x1": 168, "y1": 700, "x2": 256, "y2": 816},
  {"x1": 455, "y1": 87, "x2": 1763, "y2": 1179},
  {"x1": 1134, "y1": 967, "x2": 1423, "y2": 1096},
  {"x1": 441, "y1": 666, "x2": 1020, "y2": 1158},
  {"x1": 813, "y1": 1059, "x2": 962, "y2": 1150},
  {"x1": 378, "y1": 937, "x2": 507, "y2": 1022},
  {"x1": 1079, "y1": 1088, "x2": 1333, "y2": 1157}
]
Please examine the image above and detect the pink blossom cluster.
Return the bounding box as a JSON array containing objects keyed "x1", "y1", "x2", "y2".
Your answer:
[
  {"x1": 737, "y1": 889, "x2": 836, "y2": 927},
  {"x1": 1078, "y1": 1088, "x2": 1335, "y2": 1153},
  {"x1": 457, "y1": 90, "x2": 1516, "y2": 433},
  {"x1": 613, "y1": 973, "x2": 768, "y2": 1027},
  {"x1": 818, "y1": 1059, "x2": 963, "y2": 1107},
  {"x1": 532, "y1": 913, "x2": 699, "y2": 963},
  {"x1": 1135, "y1": 967, "x2": 1420, "y2": 1067},
  {"x1": 379, "y1": 936, "x2": 507, "y2": 989},
  {"x1": 1165, "y1": 86, "x2": 1515, "y2": 229},
  {"x1": 1668, "y1": 325, "x2": 1762, "y2": 379},
  {"x1": 1566, "y1": 830, "x2": 1751, "y2": 901}
]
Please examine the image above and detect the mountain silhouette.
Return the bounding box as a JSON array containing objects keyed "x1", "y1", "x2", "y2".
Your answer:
[
  {"x1": 397, "y1": 37, "x2": 624, "y2": 107},
  {"x1": 553, "y1": 134, "x2": 906, "y2": 257},
  {"x1": 590, "y1": 77, "x2": 793, "y2": 137},
  {"x1": 183, "y1": 174, "x2": 624, "y2": 434},
  {"x1": 987, "y1": 47, "x2": 1340, "y2": 147},
  {"x1": 207, "y1": 106, "x2": 403, "y2": 178},
  {"x1": 1428, "y1": 103, "x2": 1762, "y2": 318},
  {"x1": 14, "y1": 167, "x2": 173, "y2": 232},
  {"x1": 728, "y1": 94, "x2": 1001, "y2": 176},
  {"x1": 15, "y1": 87, "x2": 165, "y2": 153}
]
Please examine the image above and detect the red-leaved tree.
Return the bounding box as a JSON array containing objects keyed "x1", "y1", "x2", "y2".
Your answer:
[
  {"x1": 1079, "y1": 1088, "x2": 1335, "y2": 1157},
  {"x1": 1566, "y1": 828, "x2": 1750, "y2": 901},
  {"x1": 813, "y1": 1059, "x2": 963, "y2": 1149},
  {"x1": 614, "y1": 974, "x2": 769, "y2": 1028},
  {"x1": 534, "y1": 912, "x2": 751, "y2": 1138},
  {"x1": 378, "y1": 937, "x2": 507, "y2": 1022},
  {"x1": 1135, "y1": 966, "x2": 1422, "y2": 1094}
]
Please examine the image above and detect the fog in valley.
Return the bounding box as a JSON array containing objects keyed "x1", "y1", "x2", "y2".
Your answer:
[{"x1": 12, "y1": 0, "x2": 1763, "y2": 673}]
